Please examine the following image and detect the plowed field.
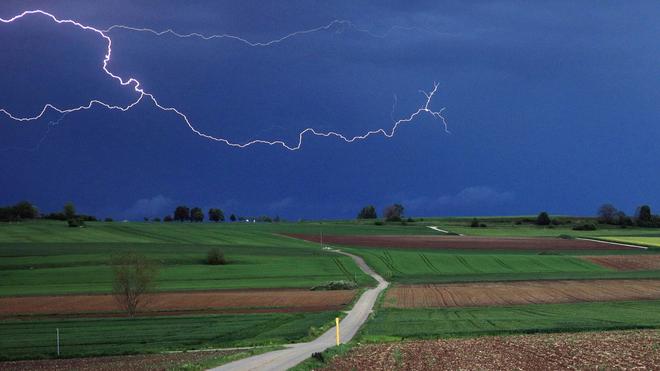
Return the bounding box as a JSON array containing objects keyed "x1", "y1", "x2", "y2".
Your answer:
[
  {"x1": 583, "y1": 255, "x2": 660, "y2": 271},
  {"x1": 0, "y1": 289, "x2": 356, "y2": 317},
  {"x1": 385, "y1": 280, "x2": 660, "y2": 308},
  {"x1": 321, "y1": 330, "x2": 660, "y2": 370}
]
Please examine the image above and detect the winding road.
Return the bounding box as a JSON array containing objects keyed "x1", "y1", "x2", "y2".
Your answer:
[{"x1": 211, "y1": 250, "x2": 388, "y2": 371}]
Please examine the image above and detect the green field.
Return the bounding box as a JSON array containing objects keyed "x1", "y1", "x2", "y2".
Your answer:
[
  {"x1": 0, "y1": 311, "x2": 338, "y2": 361},
  {"x1": 346, "y1": 247, "x2": 660, "y2": 284},
  {"x1": 2, "y1": 219, "x2": 660, "y2": 364},
  {"x1": 0, "y1": 222, "x2": 379, "y2": 296},
  {"x1": 361, "y1": 300, "x2": 660, "y2": 341},
  {"x1": 597, "y1": 236, "x2": 660, "y2": 249}
]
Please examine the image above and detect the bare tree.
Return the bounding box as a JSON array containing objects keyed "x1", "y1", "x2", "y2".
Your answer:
[{"x1": 111, "y1": 252, "x2": 158, "y2": 317}]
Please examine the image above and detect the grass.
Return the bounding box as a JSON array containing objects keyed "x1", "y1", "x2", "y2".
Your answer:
[
  {"x1": 0, "y1": 311, "x2": 339, "y2": 361},
  {"x1": 361, "y1": 300, "x2": 660, "y2": 341},
  {"x1": 345, "y1": 247, "x2": 660, "y2": 284},
  {"x1": 596, "y1": 236, "x2": 660, "y2": 249},
  {"x1": 0, "y1": 243, "x2": 373, "y2": 296}
]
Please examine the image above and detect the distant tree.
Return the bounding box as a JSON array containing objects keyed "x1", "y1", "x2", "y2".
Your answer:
[
  {"x1": 143, "y1": 217, "x2": 149, "y2": 222},
  {"x1": 614, "y1": 211, "x2": 632, "y2": 227},
  {"x1": 470, "y1": 218, "x2": 480, "y2": 228},
  {"x1": 230, "y1": 214, "x2": 237, "y2": 222},
  {"x1": 163, "y1": 215, "x2": 173, "y2": 222},
  {"x1": 274, "y1": 215, "x2": 281, "y2": 223},
  {"x1": 111, "y1": 252, "x2": 158, "y2": 317},
  {"x1": 104, "y1": 217, "x2": 114, "y2": 222},
  {"x1": 636, "y1": 205, "x2": 653, "y2": 226},
  {"x1": 357, "y1": 205, "x2": 377, "y2": 219},
  {"x1": 536, "y1": 211, "x2": 551, "y2": 226},
  {"x1": 597, "y1": 203, "x2": 618, "y2": 224},
  {"x1": 191, "y1": 207, "x2": 204, "y2": 222},
  {"x1": 208, "y1": 208, "x2": 224, "y2": 222},
  {"x1": 152, "y1": 217, "x2": 161, "y2": 222},
  {"x1": 173, "y1": 206, "x2": 190, "y2": 222},
  {"x1": 384, "y1": 204, "x2": 404, "y2": 222},
  {"x1": 64, "y1": 202, "x2": 76, "y2": 220},
  {"x1": 13, "y1": 201, "x2": 38, "y2": 219}
]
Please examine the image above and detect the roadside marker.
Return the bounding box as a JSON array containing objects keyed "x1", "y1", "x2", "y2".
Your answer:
[
  {"x1": 56, "y1": 328, "x2": 60, "y2": 356},
  {"x1": 335, "y1": 317, "x2": 340, "y2": 345}
]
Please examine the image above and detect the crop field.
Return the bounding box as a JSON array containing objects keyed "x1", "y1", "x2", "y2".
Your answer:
[
  {"x1": 341, "y1": 248, "x2": 660, "y2": 284},
  {"x1": 0, "y1": 240, "x2": 374, "y2": 296},
  {"x1": 2, "y1": 219, "x2": 660, "y2": 367},
  {"x1": 320, "y1": 330, "x2": 660, "y2": 370},
  {"x1": 0, "y1": 311, "x2": 339, "y2": 360},
  {"x1": 362, "y1": 300, "x2": 660, "y2": 340},
  {"x1": 0, "y1": 289, "x2": 357, "y2": 317},
  {"x1": 287, "y1": 234, "x2": 641, "y2": 251},
  {"x1": 384, "y1": 280, "x2": 660, "y2": 308}
]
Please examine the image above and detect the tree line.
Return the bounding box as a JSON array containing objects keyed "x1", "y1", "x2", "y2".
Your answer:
[
  {"x1": 357, "y1": 204, "x2": 408, "y2": 222},
  {"x1": 163, "y1": 205, "x2": 281, "y2": 223}
]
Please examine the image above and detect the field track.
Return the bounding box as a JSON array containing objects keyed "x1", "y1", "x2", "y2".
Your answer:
[
  {"x1": 322, "y1": 330, "x2": 660, "y2": 370},
  {"x1": 583, "y1": 255, "x2": 660, "y2": 271},
  {"x1": 0, "y1": 289, "x2": 356, "y2": 317},
  {"x1": 286, "y1": 234, "x2": 640, "y2": 250},
  {"x1": 385, "y1": 279, "x2": 660, "y2": 308}
]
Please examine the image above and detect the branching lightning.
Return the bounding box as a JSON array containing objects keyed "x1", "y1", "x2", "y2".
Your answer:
[{"x1": 0, "y1": 10, "x2": 448, "y2": 151}]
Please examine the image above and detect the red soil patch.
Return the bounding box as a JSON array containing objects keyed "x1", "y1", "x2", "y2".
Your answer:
[
  {"x1": 583, "y1": 255, "x2": 660, "y2": 271},
  {"x1": 322, "y1": 330, "x2": 660, "y2": 370},
  {"x1": 286, "y1": 234, "x2": 636, "y2": 250},
  {"x1": 0, "y1": 289, "x2": 356, "y2": 318},
  {"x1": 0, "y1": 349, "x2": 240, "y2": 371},
  {"x1": 385, "y1": 280, "x2": 660, "y2": 308}
]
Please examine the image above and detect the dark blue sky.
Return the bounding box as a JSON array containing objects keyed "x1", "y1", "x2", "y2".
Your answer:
[{"x1": 1, "y1": 1, "x2": 659, "y2": 220}]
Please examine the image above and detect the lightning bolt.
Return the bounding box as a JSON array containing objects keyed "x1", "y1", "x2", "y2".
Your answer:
[{"x1": 0, "y1": 10, "x2": 448, "y2": 151}]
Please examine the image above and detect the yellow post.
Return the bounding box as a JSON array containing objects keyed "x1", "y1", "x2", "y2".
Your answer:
[{"x1": 335, "y1": 317, "x2": 340, "y2": 345}]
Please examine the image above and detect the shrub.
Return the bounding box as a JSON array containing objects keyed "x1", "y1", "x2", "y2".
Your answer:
[
  {"x1": 104, "y1": 217, "x2": 114, "y2": 222},
  {"x1": 480, "y1": 223, "x2": 487, "y2": 228},
  {"x1": 374, "y1": 221, "x2": 384, "y2": 226},
  {"x1": 470, "y1": 218, "x2": 480, "y2": 228},
  {"x1": 67, "y1": 218, "x2": 84, "y2": 228},
  {"x1": 311, "y1": 280, "x2": 358, "y2": 291},
  {"x1": 573, "y1": 224, "x2": 597, "y2": 231},
  {"x1": 206, "y1": 248, "x2": 227, "y2": 265},
  {"x1": 558, "y1": 234, "x2": 574, "y2": 239}
]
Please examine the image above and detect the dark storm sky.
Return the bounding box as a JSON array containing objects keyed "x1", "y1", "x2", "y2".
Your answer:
[{"x1": 1, "y1": 1, "x2": 659, "y2": 220}]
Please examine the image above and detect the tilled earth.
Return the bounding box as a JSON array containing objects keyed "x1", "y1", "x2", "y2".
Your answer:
[
  {"x1": 584, "y1": 255, "x2": 660, "y2": 271},
  {"x1": 0, "y1": 349, "x2": 240, "y2": 371},
  {"x1": 385, "y1": 279, "x2": 660, "y2": 308},
  {"x1": 322, "y1": 330, "x2": 660, "y2": 370},
  {"x1": 0, "y1": 289, "x2": 356, "y2": 318}
]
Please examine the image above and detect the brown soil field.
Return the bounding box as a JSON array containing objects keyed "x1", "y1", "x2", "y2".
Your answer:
[
  {"x1": 0, "y1": 289, "x2": 356, "y2": 317},
  {"x1": 583, "y1": 254, "x2": 660, "y2": 271},
  {"x1": 385, "y1": 280, "x2": 660, "y2": 308},
  {"x1": 321, "y1": 330, "x2": 660, "y2": 370},
  {"x1": 286, "y1": 234, "x2": 637, "y2": 250},
  {"x1": 0, "y1": 349, "x2": 241, "y2": 371}
]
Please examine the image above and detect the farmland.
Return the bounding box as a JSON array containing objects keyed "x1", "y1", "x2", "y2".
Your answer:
[
  {"x1": 0, "y1": 311, "x2": 339, "y2": 360},
  {"x1": 384, "y1": 280, "x2": 660, "y2": 308},
  {"x1": 319, "y1": 330, "x2": 660, "y2": 370},
  {"x1": 361, "y1": 300, "x2": 660, "y2": 340},
  {"x1": 2, "y1": 219, "x2": 660, "y2": 368}
]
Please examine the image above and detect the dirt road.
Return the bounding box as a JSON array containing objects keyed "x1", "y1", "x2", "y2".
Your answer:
[{"x1": 211, "y1": 250, "x2": 389, "y2": 371}]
